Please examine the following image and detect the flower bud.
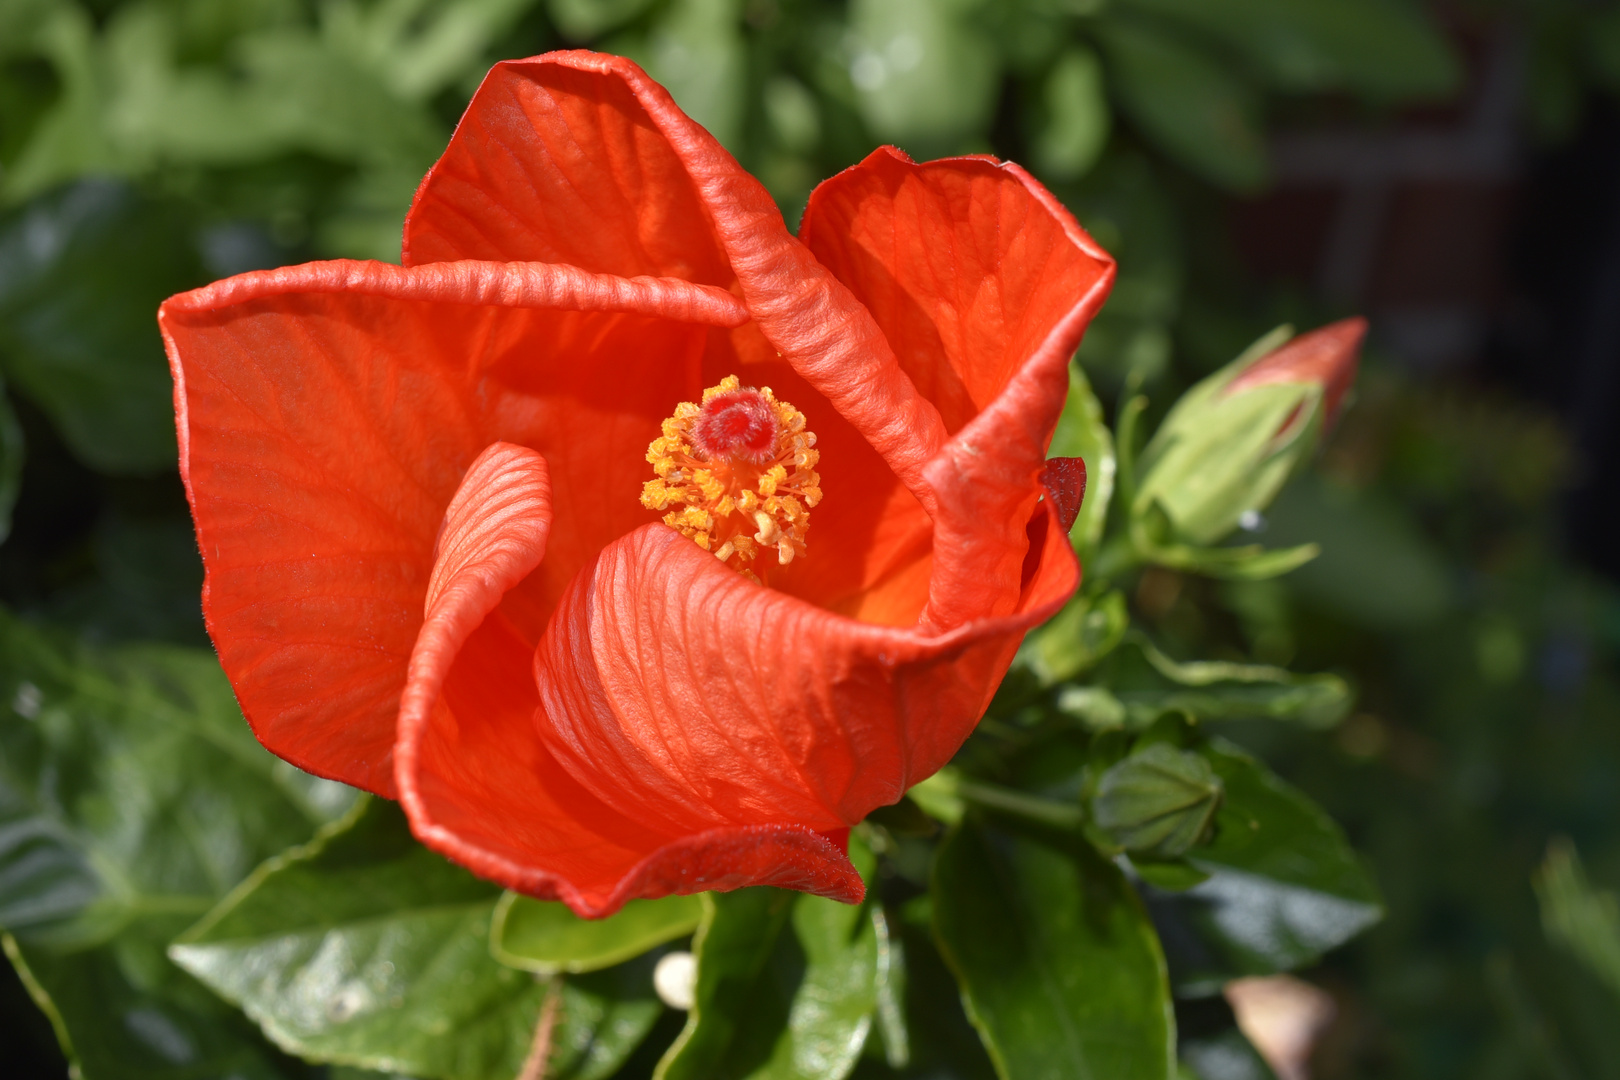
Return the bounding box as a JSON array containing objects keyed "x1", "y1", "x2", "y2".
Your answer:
[
  {"x1": 1132, "y1": 318, "x2": 1365, "y2": 546},
  {"x1": 1090, "y1": 742, "x2": 1223, "y2": 858}
]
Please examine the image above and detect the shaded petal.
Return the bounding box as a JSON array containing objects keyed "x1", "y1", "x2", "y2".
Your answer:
[
  {"x1": 799, "y1": 148, "x2": 1114, "y2": 632},
  {"x1": 161, "y1": 258, "x2": 738, "y2": 794},
  {"x1": 406, "y1": 52, "x2": 949, "y2": 505},
  {"x1": 532, "y1": 518, "x2": 1078, "y2": 833},
  {"x1": 396, "y1": 449, "x2": 861, "y2": 916}
]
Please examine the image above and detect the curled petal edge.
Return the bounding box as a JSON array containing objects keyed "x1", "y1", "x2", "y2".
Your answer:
[
  {"x1": 164, "y1": 258, "x2": 751, "y2": 327},
  {"x1": 393, "y1": 441, "x2": 865, "y2": 915}
]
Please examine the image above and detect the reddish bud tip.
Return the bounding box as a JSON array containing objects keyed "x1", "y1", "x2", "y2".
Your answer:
[
  {"x1": 692, "y1": 388, "x2": 779, "y2": 464},
  {"x1": 1227, "y1": 317, "x2": 1367, "y2": 425}
]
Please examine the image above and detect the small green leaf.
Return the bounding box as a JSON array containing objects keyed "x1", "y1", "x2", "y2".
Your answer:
[
  {"x1": 1049, "y1": 363, "x2": 1116, "y2": 559},
  {"x1": 171, "y1": 798, "x2": 661, "y2": 1080},
  {"x1": 1129, "y1": 636, "x2": 1351, "y2": 729},
  {"x1": 1097, "y1": 18, "x2": 1267, "y2": 192},
  {"x1": 933, "y1": 821, "x2": 1176, "y2": 1080},
  {"x1": 1092, "y1": 743, "x2": 1223, "y2": 859},
  {"x1": 1035, "y1": 46, "x2": 1111, "y2": 181},
  {"x1": 657, "y1": 841, "x2": 881, "y2": 1080},
  {"x1": 1145, "y1": 739, "x2": 1382, "y2": 995},
  {"x1": 491, "y1": 892, "x2": 704, "y2": 975}
]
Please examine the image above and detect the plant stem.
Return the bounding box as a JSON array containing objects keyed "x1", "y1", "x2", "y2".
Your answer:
[
  {"x1": 518, "y1": 977, "x2": 563, "y2": 1080},
  {"x1": 954, "y1": 777, "x2": 1084, "y2": 830}
]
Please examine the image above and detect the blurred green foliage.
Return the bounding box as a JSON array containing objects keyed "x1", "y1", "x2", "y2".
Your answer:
[{"x1": 2, "y1": 1, "x2": 1620, "y2": 1080}]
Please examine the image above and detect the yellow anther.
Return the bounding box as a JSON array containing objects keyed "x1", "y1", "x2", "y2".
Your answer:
[{"x1": 641, "y1": 375, "x2": 821, "y2": 577}]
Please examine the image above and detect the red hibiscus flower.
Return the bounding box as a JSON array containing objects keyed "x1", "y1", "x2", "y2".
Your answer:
[{"x1": 159, "y1": 51, "x2": 1114, "y2": 916}]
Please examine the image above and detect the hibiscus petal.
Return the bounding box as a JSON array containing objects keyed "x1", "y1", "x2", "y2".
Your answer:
[
  {"x1": 799, "y1": 149, "x2": 1115, "y2": 631},
  {"x1": 162, "y1": 258, "x2": 741, "y2": 795},
  {"x1": 405, "y1": 52, "x2": 950, "y2": 506},
  {"x1": 531, "y1": 519, "x2": 1078, "y2": 834},
  {"x1": 397, "y1": 447, "x2": 862, "y2": 916}
]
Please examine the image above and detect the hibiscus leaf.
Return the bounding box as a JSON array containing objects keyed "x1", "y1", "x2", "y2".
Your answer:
[
  {"x1": 491, "y1": 891, "x2": 704, "y2": 975},
  {"x1": 1140, "y1": 739, "x2": 1382, "y2": 996},
  {"x1": 657, "y1": 840, "x2": 883, "y2": 1080},
  {"x1": 932, "y1": 820, "x2": 1176, "y2": 1080},
  {"x1": 0, "y1": 605, "x2": 358, "y2": 1079},
  {"x1": 169, "y1": 797, "x2": 662, "y2": 1080},
  {"x1": 0, "y1": 179, "x2": 206, "y2": 474},
  {"x1": 847, "y1": 0, "x2": 1001, "y2": 150}
]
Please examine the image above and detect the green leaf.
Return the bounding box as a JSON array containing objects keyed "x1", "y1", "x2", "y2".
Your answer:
[
  {"x1": 170, "y1": 798, "x2": 661, "y2": 1080},
  {"x1": 492, "y1": 891, "x2": 704, "y2": 975},
  {"x1": 1092, "y1": 743, "x2": 1223, "y2": 859},
  {"x1": 0, "y1": 606, "x2": 358, "y2": 1079},
  {"x1": 1061, "y1": 637, "x2": 1350, "y2": 730},
  {"x1": 1049, "y1": 363, "x2": 1116, "y2": 559},
  {"x1": 657, "y1": 842, "x2": 882, "y2": 1080},
  {"x1": 0, "y1": 180, "x2": 205, "y2": 473},
  {"x1": 933, "y1": 821, "x2": 1176, "y2": 1080},
  {"x1": 1144, "y1": 739, "x2": 1382, "y2": 995},
  {"x1": 1035, "y1": 46, "x2": 1111, "y2": 181},
  {"x1": 848, "y1": 0, "x2": 1001, "y2": 150},
  {"x1": 1097, "y1": 18, "x2": 1267, "y2": 193},
  {"x1": 1020, "y1": 589, "x2": 1128, "y2": 684},
  {"x1": 1534, "y1": 838, "x2": 1620, "y2": 1000},
  {"x1": 1117, "y1": 0, "x2": 1462, "y2": 100}
]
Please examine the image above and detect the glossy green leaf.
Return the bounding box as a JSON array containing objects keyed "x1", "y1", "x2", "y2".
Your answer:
[
  {"x1": 171, "y1": 798, "x2": 661, "y2": 1080},
  {"x1": 1143, "y1": 739, "x2": 1382, "y2": 995},
  {"x1": 1118, "y1": 0, "x2": 1462, "y2": 100},
  {"x1": 1049, "y1": 363, "x2": 1116, "y2": 559},
  {"x1": 0, "y1": 605, "x2": 357, "y2": 1079},
  {"x1": 848, "y1": 0, "x2": 1000, "y2": 149},
  {"x1": 1098, "y1": 18, "x2": 1267, "y2": 193},
  {"x1": 1035, "y1": 46, "x2": 1110, "y2": 181},
  {"x1": 492, "y1": 891, "x2": 704, "y2": 975},
  {"x1": 933, "y1": 821, "x2": 1176, "y2": 1080},
  {"x1": 0, "y1": 181, "x2": 204, "y2": 473},
  {"x1": 658, "y1": 841, "x2": 882, "y2": 1080},
  {"x1": 1092, "y1": 743, "x2": 1223, "y2": 859}
]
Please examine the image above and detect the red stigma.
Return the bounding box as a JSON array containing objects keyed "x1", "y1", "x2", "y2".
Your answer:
[{"x1": 691, "y1": 389, "x2": 778, "y2": 464}]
